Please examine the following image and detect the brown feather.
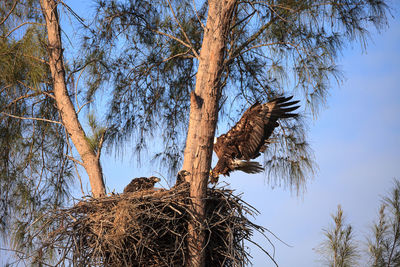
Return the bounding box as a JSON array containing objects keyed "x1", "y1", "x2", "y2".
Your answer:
[
  {"x1": 211, "y1": 96, "x2": 299, "y2": 182},
  {"x1": 123, "y1": 176, "x2": 161, "y2": 193}
]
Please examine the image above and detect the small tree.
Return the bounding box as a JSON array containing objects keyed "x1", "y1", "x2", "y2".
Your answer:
[
  {"x1": 1, "y1": 0, "x2": 105, "y2": 262},
  {"x1": 317, "y1": 205, "x2": 360, "y2": 267},
  {"x1": 1, "y1": 0, "x2": 73, "y2": 252},
  {"x1": 368, "y1": 180, "x2": 400, "y2": 267},
  {"x1": 40, "y1": 0, "x2": 106, "y2": 197}
]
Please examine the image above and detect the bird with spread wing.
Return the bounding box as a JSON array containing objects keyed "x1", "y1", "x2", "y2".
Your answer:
[{"x1": 210, "y1": 96, "x2": 300, "y2": 183}]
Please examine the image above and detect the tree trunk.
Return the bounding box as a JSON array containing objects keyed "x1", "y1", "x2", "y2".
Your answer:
[
  {"x1": 40, "y1": 0, "x2": 106, "y2": 198},
  {"x1": 182, "y1": 0, "x2": 235, "y2": 266}
]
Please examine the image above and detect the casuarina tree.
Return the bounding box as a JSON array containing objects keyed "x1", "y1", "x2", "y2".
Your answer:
[{"x1": 0, "y1": 0, "x2": 391, "y2": 266}]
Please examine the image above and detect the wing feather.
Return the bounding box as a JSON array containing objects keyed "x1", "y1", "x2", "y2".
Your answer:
[
  {"x1": 212, "y1": 96, "x2": 299, "y2": 179},
  {"x1": 214, "y1": 97, "x2": 299, "y2": 162}
]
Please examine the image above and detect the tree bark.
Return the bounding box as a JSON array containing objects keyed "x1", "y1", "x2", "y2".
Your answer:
[
  {"x1": 182, "y1": 0, "x2": 236, "y2": 266},
  {"x1": 40, "y1": 0, "x2": 106, "y2": 198}
]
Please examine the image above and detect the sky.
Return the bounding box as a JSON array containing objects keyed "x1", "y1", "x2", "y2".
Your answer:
[{"x1": 1, "y1": 1, "x2": 400, "y2": 266}]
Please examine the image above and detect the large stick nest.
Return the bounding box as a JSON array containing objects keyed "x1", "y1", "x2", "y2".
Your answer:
[{"x1": 39, "y1": 183, "x2": 271, "y2": 266}]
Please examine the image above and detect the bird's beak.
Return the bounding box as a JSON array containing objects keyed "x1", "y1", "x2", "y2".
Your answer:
[{"x1": 154, "y1": 177, "x2": 161, "y2": 182}]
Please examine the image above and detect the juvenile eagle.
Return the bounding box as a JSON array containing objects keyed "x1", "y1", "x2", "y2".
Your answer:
[
  {"x1": 175, "y1": 170, "x2": 191, "y2": 186},
  {"x1": 210, "y1": 96, "x2": 299, "y2": 183},
  {"x1": 123, "y1": 176, "x2": 161, "y2": 193}
]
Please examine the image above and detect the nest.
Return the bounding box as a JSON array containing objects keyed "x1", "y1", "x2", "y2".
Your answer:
[{"x1": 39, "y1": 183, "x2": 270, "y2": 266}]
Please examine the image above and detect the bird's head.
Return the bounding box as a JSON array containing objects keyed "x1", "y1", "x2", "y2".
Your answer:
[
  {"x1": 178, "y1": 170, "x2": 191, "y2": 178},
  {"x1": 209, "y1": 170, "x2": 220, "y2": 184},
  {"x1": 149, "y1": 176, "x2": 161, "y2": 183}
]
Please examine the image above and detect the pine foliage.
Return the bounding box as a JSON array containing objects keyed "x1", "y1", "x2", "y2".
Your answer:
[
  {"x1": 82, "y1": 0, "x2": 390, "y2": 189},
  {"x1": 368, "y1": 180, "x2": 400, "y2": 267},
  {"x1": 0, "y1": 0, "x2": 73, "y2": 256},
  {"x1": 317, "y1": 205, "x2": 360, "y2": 267}
]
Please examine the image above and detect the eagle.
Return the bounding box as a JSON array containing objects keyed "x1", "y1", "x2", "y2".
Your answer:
[
  {"x1": 210, "y1": 96, "x2": 299, "y2": 183},
  {"x1": 123, "y1": 176, "x2": 161, "y2": 193},
  {"x1": 174, "y1": 170, "x2": 191, "y2": 187}
]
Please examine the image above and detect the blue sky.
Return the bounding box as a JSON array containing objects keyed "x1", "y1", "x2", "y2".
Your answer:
[{"x1": 2, "y1": 1, "x2": 399, "y2": 266}]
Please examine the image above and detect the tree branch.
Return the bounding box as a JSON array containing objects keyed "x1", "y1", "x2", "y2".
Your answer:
[
  {"x1": 162, "y1": 49, "x2": 193, "y2": 62},
  {"x1": 230, "y1": 9, "x2": 255, "y2": 31},
  {"x1": 166, "y1": 0, "x2": 199, "y2": 58},
  {"x1": 238, "y1": 54, "x2": 272, "y2": 95},
  {"x1": 1, "y1": 22, "x2": 45, "y2": 38},
  {"x1": 23, "y1": 54, "x2": 49, "y2": 65},
  {"x1": 64, "y1": 154, "x2": 83, "y2": 166},
  {"x1": 225, "y1": 18, "x2": 277, "y2": 66},
  {"x1": 0, "y1": 84, "x2": 13, "y2": 94},
  {"x1": 1, "y1": 92, "x2": 40, "y2": 112},
  {"x1": 76, "y1": 100, "x2": 93, "y2": 115},
  {"x1": 153, "y1": 30, "x2": 194, "y2": 53},
  {"x1": 192, "y1": 0, "x2": 205, "y2": 29},
  {"x1": 0, "y1": 0, "x2": 19, "y2": 25},
  {"x1": 16, "y1": 80, "x2": 55, "y2": 99},
  {"x1": 1, "y1": 112, "x2": 63, "y2": 125}
]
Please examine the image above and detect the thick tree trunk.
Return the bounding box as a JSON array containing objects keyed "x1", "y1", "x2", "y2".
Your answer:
[
  {"x1": 40, "y1": 0, "x2": 106, "y2": 198},
  {"x1": 182, "y1": 0, "x2": 235, "y2": 266}
]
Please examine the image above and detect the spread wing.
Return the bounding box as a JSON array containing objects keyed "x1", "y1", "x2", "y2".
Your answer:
[{"x1": 214, "y1": 96, "x2": 299, "y2": 161}]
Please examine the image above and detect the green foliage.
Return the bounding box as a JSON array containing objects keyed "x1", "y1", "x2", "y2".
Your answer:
[
  {"x1": 0, "y1": 1, "x2": 73, "y2": 262},
  {"x1": 317, "y1": 205, "x2": 360, "y2": 267},
  {"x1": 368, "y1": 179, "x2": 400, "y2": 267},
  {"x1": 85, "y1": 112, "x2": 107, "y2": 154},
  {"x1": 264, "y1": 115, "x2": 315, "y2": 194},
  {"x1": 80, "y1": 0, "x2": 390, "y2": 189},
  {"x1": 80, "y1": 0, "x2": 205, "y2": 177},
  {"x1": 317, "y1": 180, "x2": 400, "y2": 266}
]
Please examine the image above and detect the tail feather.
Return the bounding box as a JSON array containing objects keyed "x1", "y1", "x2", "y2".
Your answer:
[{"x1": 231, "y1": 159, "x2": 264, "y2": 174}]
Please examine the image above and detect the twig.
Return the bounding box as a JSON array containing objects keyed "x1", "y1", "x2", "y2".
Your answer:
[
  {"x1": 76, "y1": 100, "x2": 93, "y2": 115},
  {"x1": 192, "y1": 0, "x2": 205, "y2": 29},
  {"x1": 1, "y1": 92, "x2": 39, "y2": 112},
  {"x1": 166, "y1": 0, "x2": 199, "y2": 58},
  {"x1": 1, "y1": 22, "x2": 45, "y2": 39},
  {"x1": 1, "y1": 112, "x2": 63, "y2": 125},
  {"x1": 64, "y1": 154, "x2": 83, "y2": 166},
  {"x1": 154, "y1": 30, "x2": 194, "y2": 54},
  {"x1": 0, "y1": 0, "x2": 19, "y2": 25}
]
